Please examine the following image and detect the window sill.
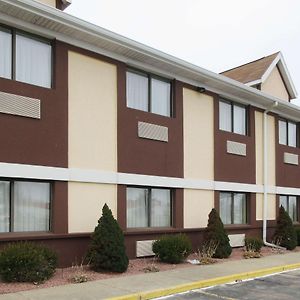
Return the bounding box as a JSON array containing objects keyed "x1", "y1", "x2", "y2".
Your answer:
[
  {"x1": 223, "y1": 224, "x2": 251, "y2": 230},
  {"x1": 125, "y1": 227, "x2": 178, "y2": 235},
  {"x1": 0, "y1": 232, "x2": 90, "y2": 241}
]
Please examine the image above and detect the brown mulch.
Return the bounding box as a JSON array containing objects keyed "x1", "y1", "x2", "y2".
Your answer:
[{"x1": 0, "y1": 246, "x2": 299, "y2": 295}]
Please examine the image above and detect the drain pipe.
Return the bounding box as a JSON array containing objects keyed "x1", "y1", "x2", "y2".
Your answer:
[{"x1": 263, "y1": 101, "x2": 284, "y2": 249}]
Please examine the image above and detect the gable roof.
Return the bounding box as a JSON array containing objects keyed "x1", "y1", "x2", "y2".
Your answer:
[{"x1": 221, "y1": 52, "x2": 297, "y2": 99}]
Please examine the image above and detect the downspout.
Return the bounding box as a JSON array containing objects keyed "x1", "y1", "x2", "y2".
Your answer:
[{"x1": 263, "y1": 101, "x2": 284, "y2": 248}]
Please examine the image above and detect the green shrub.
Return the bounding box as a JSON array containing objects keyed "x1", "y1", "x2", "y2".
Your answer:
[
  {"x1": 244, "y1": 237, "x2": 263, "y2": 252},
  {"x1": 152, "y1": 234, "x2": 192, "y2": 264},
  {"x1": 88, "y1": 203, "x2": 129, "y2": 273},
  {"x1": 204, "y1": 208, "x2": 232, "y2": 258},
  {"x1": 296, "y1": 228, "x2": 300, "y2": 246},
  {"x1": 273, "y1": 205, "x2": 297, "y2": 250},
  {"x1": 0, "y1": 242, "x2": 57, "y2": 283}
]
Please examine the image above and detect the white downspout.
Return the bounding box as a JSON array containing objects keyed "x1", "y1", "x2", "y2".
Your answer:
[{"x1": 263, "y1": 101, "x2": 284, "y2": 249}]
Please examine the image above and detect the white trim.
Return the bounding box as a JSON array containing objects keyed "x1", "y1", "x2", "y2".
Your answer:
[
  {"x1": 0, "y1": 162, "x2": 297, "y2": 194},
  {"x1": 245, "y1": 79, "x2": 262, "y2": 87}
]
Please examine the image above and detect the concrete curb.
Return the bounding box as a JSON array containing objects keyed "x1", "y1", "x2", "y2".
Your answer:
[{"x1": 108, "y1": 263, "x2": 300, "y2": 300}]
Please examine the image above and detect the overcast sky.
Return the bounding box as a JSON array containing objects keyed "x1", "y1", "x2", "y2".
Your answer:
[{"x1": 65, "y1": 0, "x2": 300, "y2": 105}]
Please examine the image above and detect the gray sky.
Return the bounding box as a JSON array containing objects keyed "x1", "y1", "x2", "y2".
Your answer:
[{"x1": 66, "y1": 0, "x2": 300, "y2": 105}]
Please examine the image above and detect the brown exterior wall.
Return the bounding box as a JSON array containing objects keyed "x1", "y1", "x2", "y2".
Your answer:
[
  {"x1": 0, "y1": 41, "x2": 68, "y2": 168},
  {"x1": 214, "y1": 98, "x2": 256, "y2": 184},
  {"x1": 117, "y1": 64, "x2": 184, "y2": 178}
]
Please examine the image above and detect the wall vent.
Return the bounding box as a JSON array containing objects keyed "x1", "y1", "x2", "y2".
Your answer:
[
  {"x1": 228, "y1": 234, "x2": 245, "y2": 247},
  {"x1": 138, "y1": 121, "x2": 168, "y2": 142},
  {"x1": 136, "y1": 240, "x2": 156, "y2": 257},
  {"x1": 227, "y1": 140, "x2": 246, "y2": 156},
  {"x1": 0, "y1": 91, "x2": 40, "y2": 119},
  {"x1": 284, "y1": 152, "x2": 298, "y2": 165}
]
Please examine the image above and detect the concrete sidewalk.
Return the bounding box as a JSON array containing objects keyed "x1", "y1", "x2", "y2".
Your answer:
[{"x1": 1, "y1": 252, "x2": 300, "y2": 300}]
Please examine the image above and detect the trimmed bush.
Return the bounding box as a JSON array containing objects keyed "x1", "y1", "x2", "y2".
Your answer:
[
  {"x1": 296, "y1": 228, "x2": 300, "y2": 246},
  {"x1": 88, "y1": 203, "x2": 129, "y2": 273},
  {"x1": 0, "y1": 242, "x2": 57, "y2": 283},
  {"x1": 152, "y1": 234, "x2": 192, "y2": 264},
  {"x1": 244, "y1": 237, "x2": 263, "y2": 252},
  {"x1": 273, "y1": 205, "x2": 297, "y2": 250},
  {"x1": 204, "y1": 208, "x2": 232, "y2": 258}
]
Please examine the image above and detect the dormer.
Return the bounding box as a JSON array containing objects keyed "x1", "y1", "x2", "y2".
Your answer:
[
  {"x1": 37, "y1": 0, "x2": 71, "y2": 10},
  {"x1": 221, "y1": 52, "x2": 297, "y2": 101}
]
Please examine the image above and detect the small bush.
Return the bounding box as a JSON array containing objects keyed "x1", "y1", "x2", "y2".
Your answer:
[
  {"x1": 273, "y1": 206, "x2": 297, "y2": 250},
  {"x1": 0, "y1": 242, "x2": 57, "y2": 283},
  {"x1": 244, "y1": 237, "x2": 263, "y2": 252},
  {"x1": 197, "y1": 240, "x2": 219, "y2": 264},
  {"x1": 296, "y1": 228, "x2": 300, "y2": 246},
  {"x1": 152, "y1": 234, "x2": 192, "y2": 264},
  {"x1": 204, "y1": 209, "x2": 232, "y2": 258}
]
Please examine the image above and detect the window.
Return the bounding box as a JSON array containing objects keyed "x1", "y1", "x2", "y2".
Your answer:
[
  {"x1": 279, "y1": 119, "x2": 297, "y2": 147},
  {"x1": 0, "y1": 26, "x2": 52, "y2": 88},
  {"x1": 126, "y1": 187, "x2": 172, "y2": 228},
  {"x1": 220, "y1": 192, "x2": 247, "y2": 225},
  {"x1": 219, "y1": 99, "x2": 247, "y2": 135},
  {"x1": 0, "y1": 180, "x2": 51, "y2": 233},
  {"x1": 279, "y1": 195, "x2": 297, "y2": 222},
  {"x1": 126, "y1": 69, "x2": 172, "y2": 117}
]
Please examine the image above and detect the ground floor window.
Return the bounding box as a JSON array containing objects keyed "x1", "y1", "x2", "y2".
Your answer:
[
  {"x1": 126, "y1": 186, "x2": 172, "y2": 228},
  {"x1": 220, "y1": 192, "x2": 247, "y2": 225},
  {"x1": 0, "y1": 180, "x2": 51, "y2": 233},
  {"x1": 279, "y1": 195, "x2": 297, "y2": 222}
]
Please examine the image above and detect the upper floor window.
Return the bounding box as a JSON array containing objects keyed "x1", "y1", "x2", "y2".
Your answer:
[
  {"x1": 0, "y1": 180, "x2": 51, "y2": 233},
  {"x1": 126, "y1": 69, "x2": 172, "y2": 117},
  {"x1": 219, "y1": 99, "x2": 247, "y2": 135},
  {"x1": 219, "y1": 192, "x2": 247, "y2": 225},
  {"x1": 0, "y1": 26, "x2": 52, "y2": 88},
  {"x1": 279, "y1": 195, "x2": 297, "y2": 222},
  {"x1": 126, "y1": 186, "x2": 172, "y2": 228},
  {"x1": 279, "y1": 119, "x2": 297, "y2": 147}
]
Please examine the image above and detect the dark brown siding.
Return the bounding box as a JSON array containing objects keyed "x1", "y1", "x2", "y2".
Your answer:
[
  {"x1": 0, "y1": 41, "x2": 68, "y2": 168},
  {"x1": 214, "y1": 98, "x2": 256, "y2": 184},
  {"x1": 117, "y1": 64, "x2": 184, "y2": 178}
]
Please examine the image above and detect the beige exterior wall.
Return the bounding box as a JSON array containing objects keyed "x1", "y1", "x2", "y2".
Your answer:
[
  {"x1": 38, "y1": 0, "x2": 56, "y2": 7},
  {"x1": 68, "y1": 51, "x2": 117, "y2": 171},
  {"x1": 255, "y1": 111, "x2": 276, "y2": 186},
  {"x1": 184, "y1": 189, "x2": 214, "y2": 228},
  {"x1": 256, "y1": 193, "x2": 276, "y2": 220},
  {"x1": 261, "y1": 66, "x2": 289, "y2": 101},
  {"x1": 183, "y1": 88, "x2": 214, "y2": 180},
  {"x1": 68, "y1": 182, "x2": 117, "y2": 233}
]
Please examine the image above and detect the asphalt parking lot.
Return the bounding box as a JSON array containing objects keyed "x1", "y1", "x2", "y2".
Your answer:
[{"x1": 160, "y1": 269, "x2": 300, "y2": 300}]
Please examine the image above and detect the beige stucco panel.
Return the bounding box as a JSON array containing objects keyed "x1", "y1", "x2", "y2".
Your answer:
[
  {"x1": 261, "y1": 66, "x2": 289, "y2": 101},
  {"x1": 68, "y1": 51, "x2": 117, "y2": 171},
  {"x1": 68, "y1": 182, "x2": 117, "y2": 233},
  {"x1": 184, "y1": 189, "x2": 214, "y2": 228},
  {"x1": 38, "y1": 0, "x2": 56, "y2": 7},
  {"x1": 255, "y1": 111, "x2": 276, "y2": 186},
  {"x1": 256, "y1": 193, "x2": 276, "y2": 220},
  {"x1": 183, "y1": 88, "x2": 214, "y2": 180}
]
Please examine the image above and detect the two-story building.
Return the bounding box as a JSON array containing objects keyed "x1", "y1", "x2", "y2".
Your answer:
[{"x1": 0, "y1": 0, "x2": 299, "y2": 266}]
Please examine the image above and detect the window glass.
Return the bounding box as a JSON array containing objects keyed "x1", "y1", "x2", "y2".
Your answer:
[
  {"x1": 279, "y1": 120, "x2": 287, "y2": 145},
  {"x1": 13, "y1": 181, "x2": 50, "y2": 232},
  {"x1": 289, "y1": 196, "x2": 297, "y2": 222},
  {"x1": 233, "y1": 193, "x2": 246, "y2": 224},
  {"x1": 0, "y1": 28, "x2": 12, "y2": 79},
  {"x1": 151, "y1": 79, "x2": 171, "y2": 117},
  {"x1": 151, "y1": 189, "x2": 171, "y2": 227},
  {"x1": 288, "y1": 122, "x2": 297, "y2": 147},
  {"x1": 279, "y1": 195, "x2": 288, "y2": 211},
  {"x1": 0, "y1": 181, "x2": 10, "y2": 233},
  {"x1": 219, "y1": 101, "x2": 232, "y2": 132},
  {"x1": 220, "y1": 192, "x2": 232, "y2": 225},
  {"x1": 126, "y1": 71, "x2": 148, "y2": 112},
  {"x1": 16, "y1": 34, "x2": 51, "y2": 88},
  {"x1": 126, "y1": 187, "x2": 148, "y2": 228},
  {"x1": 233, "y1": 105, "x2": 246, "y2": 135}
]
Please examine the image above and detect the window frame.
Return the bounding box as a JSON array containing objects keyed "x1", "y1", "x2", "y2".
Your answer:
[
  {"x1": 219, "y1": 191, "x2": 248, "y2": 225},
  {"x1": 278, "y1": 118, "x2": 298, "y2": 148},
  {"x1": 219, "y1": 98, "x2": 248, "y2": 135},
  {"x1": 279, "y1": 195, "x2": 298, "y2": 222},
  {"x1": 126, "y1": 68, "x2": 173, "y2": 117},
  {"x1": 0, "y1": 178, "x2": 52, "y2": 233},
  {"x1": 0, "y1": 24, "x2": 53, "y2": 88},
  {"x1": 126, "y1": 186, "x2": 173, "y2": 229}
]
